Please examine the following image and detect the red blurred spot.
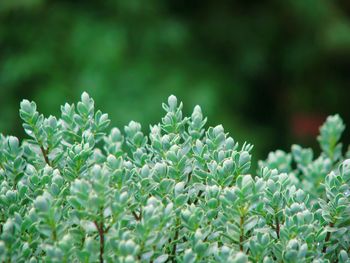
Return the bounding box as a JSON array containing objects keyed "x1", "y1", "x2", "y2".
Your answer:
[{"x1": 291, "y1": 113, "x2": 326, "y2": 138}]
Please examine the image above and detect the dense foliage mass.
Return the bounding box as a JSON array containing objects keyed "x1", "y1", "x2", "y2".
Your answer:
[
  {"x1": 2, "y1": 0, "x2": 350, "y2": 157},
  {"x1": 0, "y1": 93, "x2": 350, "y2": 262}
]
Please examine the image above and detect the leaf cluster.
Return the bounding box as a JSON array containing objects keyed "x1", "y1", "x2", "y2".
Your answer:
[{"x1": 1, "y1": 93, "x2": 350, "y2": 263}]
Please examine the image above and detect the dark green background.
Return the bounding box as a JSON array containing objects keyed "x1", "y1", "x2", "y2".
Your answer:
[{"x1": 1, "y1": 0, "x2": 350, "y2": 161}]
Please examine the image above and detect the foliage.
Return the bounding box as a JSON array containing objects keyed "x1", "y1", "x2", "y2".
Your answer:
[
  {"x1": 2, "y1": 0, "x2": 350, "y2": 159},
  {"x1": 1, "y1": 93, "x2": 350, "y2": 262}
]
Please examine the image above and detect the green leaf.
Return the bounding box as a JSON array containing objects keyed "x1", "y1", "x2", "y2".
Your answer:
[
  {"x1": 154, "y1": 254, "x2": 169, "y2": 263},
  {"x1": 233, "y1": 252, "x2": 248, "y2": 263},
  {"x1": 244, "y1": 215, "x2": 258, "y2": 234},
  {"x1": 183, "y1": 249, "x2": 196, "y2": 263},
  {"x1": 317, "y1": 114, "x2": 345, "y2": 161}
]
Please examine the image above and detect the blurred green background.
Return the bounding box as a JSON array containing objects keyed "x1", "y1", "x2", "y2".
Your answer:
[{"x1": 1, "y1": 0, "x2": 350, "y2": 161}]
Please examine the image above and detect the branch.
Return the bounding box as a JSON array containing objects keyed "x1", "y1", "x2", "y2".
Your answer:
[
  {"x1": 322, "y1": 222, "x2": 334, "y2": 253},
  {"x1": 184, "y1": 172, "x2": 192, "y2": 189},
  {"x1": 192, "y1": 190, "x2": 203, "y2": 205},
  {"x1": 94, "y1": 220, "x2": 105, "y2": 263},
  {"x1": 40, "y1": 146, "x2": 51, "y2": 166},
  {"x1": 239, "y1": 215, "x2": 244, "y2": 251},
  {"x1": 169, "y1": 219, "x2": 180, "y2": 262},
  {"x1": 275, "y1": 216, "x2": 280, "y2": 239},
  {"x1": 132, "y1": 209, "x2": 142, "y2": 221}
]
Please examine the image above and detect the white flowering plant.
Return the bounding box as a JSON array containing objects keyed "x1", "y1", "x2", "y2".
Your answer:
[{"x1": 0, "y1": 93, "x2": 349, "y2": 263}]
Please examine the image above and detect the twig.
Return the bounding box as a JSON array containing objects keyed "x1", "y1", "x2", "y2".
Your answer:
[
  {"x1": 169, "y1": 219, "x2": 180, "y2": 262},
  {"x1": 322, "y1": 222, "x2": 334, "y2": 253},
  {"x1": 52, "y1": 227, "x2": 57, "y2": 242},
  {"x1": 132, "y1": 209, "x2": 142, "y2": 221},
  {"x1": 184, "y1": 172, "x2": 192, "y2": 189},
  {"x1": 94, "y1": 220, "x2": 105, "y2": 263},
  {"x1": 193, "y1": 190, "x2": 203, "y2": 205},
  {"x1": 171, "y1": 228, "x2": 179, "y2": 262},
  {"x1": 239, "y1": 216, "x2": 244, "y2": 251},
  {"x1": 40, "y1": 146, "x2": 51, "y2": 166},
  {"x1": 275, "y1": 216, "x2": 280, "y2": 239}
]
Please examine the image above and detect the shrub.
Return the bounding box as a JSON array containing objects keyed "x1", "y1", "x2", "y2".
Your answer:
[{"x1": 0, "y1": 93, "x2": 349, "y2": 262}]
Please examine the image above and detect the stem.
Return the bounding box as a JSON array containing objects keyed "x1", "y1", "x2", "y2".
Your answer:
[
  {"x1": 169, "y1": 219, "x2": 180, "y2": 262},
  {"x1": 29, "y1": 118, "x2": 52, "y2": 166},
  {"x1": 49, "y1": 214, "x2": 57, "y2": 242},
  {"x1": 0, "y1": 213, "x2": 3, "y2": 234},
  {"x1": 322, "y1": 222, "x2": 334, "y2": 253},
  {"x1": 184, "y1": 172, "x2": 192, "y2": 189},
  {"x1": 275, "y1": 216, "x2": 280, "y2": 239},
  {"x1": 171, "y1": 229, "x2": 179, "y2": 262},
  {"x1": 221, "y1": 233, "x2": 238, "y2": 244},
  {"x1": 94, "y1": 220, "x2": 105, "y2": 263},
  {"x1": 40, "y1": 146, "x2": 51, "y2": 166},
  {"x1": 52, "y1": 226, "x2": 57, "y2": 242},
  {"x1": 132, "y1": 208, "x2": 142, "y2": 221},
  {"x1": 80, "y1": 236, "x2": 85, "y2": 249},
  {"x1": 104, "y1": 225, "x2": 112, "y2": 233},
  {"x1": 193, "y1": 190, "x2": 203, "y2": 205},
  {"x1": 132, "y1": 211, "x2": 139, "y2": 221},
  {"x1": 239, "y1": 215, "x2": 244, "y2": 251}
]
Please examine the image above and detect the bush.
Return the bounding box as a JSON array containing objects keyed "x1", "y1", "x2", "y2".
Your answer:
[{"x1": 0, "y1": 93, "x2": 349, "y2": 262}]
